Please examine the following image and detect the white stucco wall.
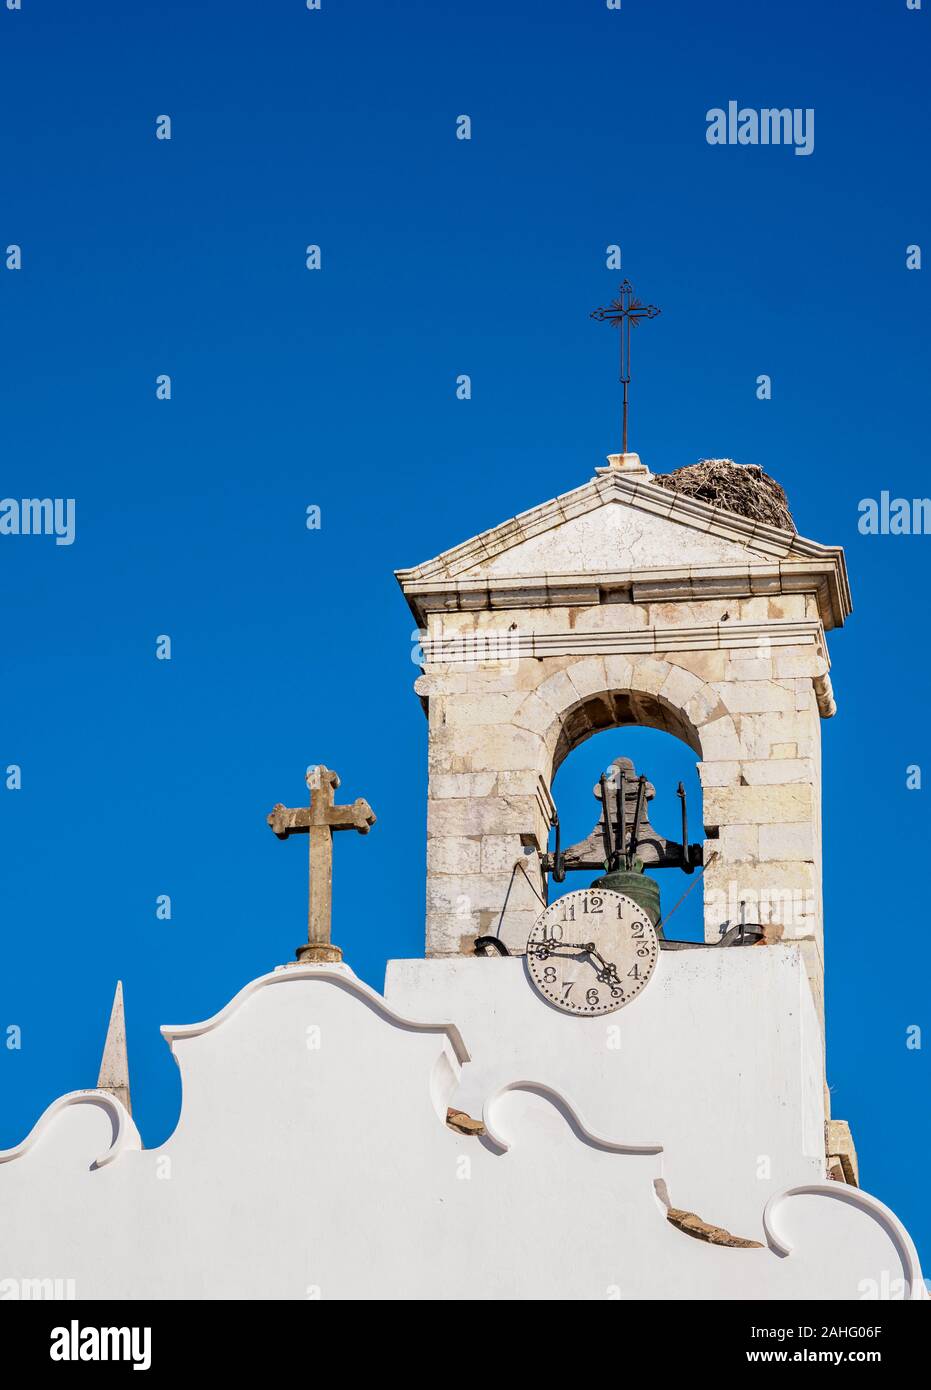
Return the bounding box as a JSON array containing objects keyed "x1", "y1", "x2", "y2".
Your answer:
[
  {"x1": 0, "y1": 959, "x2": 923, "y2": 1300},
  {"x1": 386, "y1": 944, "x2": 826, "y2": 1240}
]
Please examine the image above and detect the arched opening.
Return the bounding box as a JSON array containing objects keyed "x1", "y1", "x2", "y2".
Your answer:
[
  {"x1": 547, "y1": 721, "x2": 705, "y2": 943},
  {"x1": 551, "y1": 688, "x2": 702, "y2": 776}
]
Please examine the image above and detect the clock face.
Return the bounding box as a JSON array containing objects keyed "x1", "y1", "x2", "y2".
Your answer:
[{"x1": 526, "y1": 888, "x2": 659, "y2": 1016}]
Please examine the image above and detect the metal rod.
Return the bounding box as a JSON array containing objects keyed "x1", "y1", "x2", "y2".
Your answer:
[
  {"x1": 551, "y1": 809, "x2": 565, "y2": 883},
  {"x1": 590, "y1": 279, "x2": 660, "y2": 457},
  {"x1": 618, "y1": 768, "x2": 628, "y2": 870},
  {"x1": 677, "y1": 781, "x2": 691, "y2": 872},
  {"x1": 599, "y1": 773, "x2": 614, "y2": 868},
  {"x1": 629, "y1": 775, "x2": 647, "y2": 862}
]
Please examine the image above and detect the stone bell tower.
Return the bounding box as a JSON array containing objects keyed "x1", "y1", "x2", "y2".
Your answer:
[{"x1": 396, "y1": 452, "x2": 850, "y2": 1023}]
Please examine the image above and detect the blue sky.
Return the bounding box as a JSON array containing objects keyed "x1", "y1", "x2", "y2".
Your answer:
[{"x1": 1, "y1": 1, "x2": 929, "y2": 1266}]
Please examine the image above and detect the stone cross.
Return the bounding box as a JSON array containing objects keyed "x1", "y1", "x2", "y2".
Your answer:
[{"x1": 267, "y1": 766, "x2": 376, "y2": 964}]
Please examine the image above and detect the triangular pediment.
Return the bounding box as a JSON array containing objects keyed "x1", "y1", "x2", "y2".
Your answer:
[{"x1": 396, "y1": 468, "x2": 851, "y2": 629}]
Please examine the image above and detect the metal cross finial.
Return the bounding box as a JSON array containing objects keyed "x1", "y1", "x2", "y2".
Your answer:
[
  {"x1": 590, "y1": 279, "x2": 661, "y2": 455},
  {"x1": 267, "y1": 765, "x2": 375, "y2": 964}
]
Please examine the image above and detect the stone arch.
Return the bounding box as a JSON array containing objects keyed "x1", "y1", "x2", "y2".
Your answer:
[
  {"x1": 550, "y1": 687, "x2": 702, "y2": 775},
  {"x1": 514, "y1": 654, "x2": 734, "y2": 780},
  {"x1": 421, "y1": 645, "x2": 818, "y2": 965}
]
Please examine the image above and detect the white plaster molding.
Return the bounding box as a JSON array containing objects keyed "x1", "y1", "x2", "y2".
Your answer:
[
  {"x1": 0, "y1": 964, "x2": 923, "y2": 1300},
  {"x1": 161, "y1": 963, "x2": 470, "y2": 1065},
  {"x1": 482, "y1": 1079, "x2": 664, "y2": 1156},
  {"x1": 0, "y1": 1091, "x2": 141, "y2": 1170},
  {"x1": 763, "y1": 1183, "x2": 927, "y2": 1299}
]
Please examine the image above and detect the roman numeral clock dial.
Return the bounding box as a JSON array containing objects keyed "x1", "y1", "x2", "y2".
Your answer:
[{"x1": 526, "y1": 888, "x2": 659, "y2": 1015}]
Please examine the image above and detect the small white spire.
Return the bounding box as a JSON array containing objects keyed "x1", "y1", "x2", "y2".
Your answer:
[{"x1": 97, "y1": 980, "x2": 132, "y2": 1115}]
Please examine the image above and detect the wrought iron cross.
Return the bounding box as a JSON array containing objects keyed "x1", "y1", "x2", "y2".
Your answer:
[
  {"x1": 590, "y1": 279, "x2": 661, "y2": 455},
  {"x1": 267, "y1": 765, "x2": 375, "y2": 964}
]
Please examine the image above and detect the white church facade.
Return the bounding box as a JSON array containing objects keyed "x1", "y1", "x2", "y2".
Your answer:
[{"x1": 0, "y1": 451, "x2": 924, "y2": 1301}]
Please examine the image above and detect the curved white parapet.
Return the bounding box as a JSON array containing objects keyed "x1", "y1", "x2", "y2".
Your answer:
[
  {"x1": 0, "y1": 966, "x2": 923, "y2": 1300},
  {"x1": 483, "y1": 1080, "x2": 663, "y2": 1156},
  {"x1": 0, "y1": 1091, "x2": 141, "y2": 1171},
  {"x1": 763, "y1": 1183, "x2": 927, "y2": 1300},
  {"x1": 161, "y1": 963, "x2": 470, "y2": 1064}
]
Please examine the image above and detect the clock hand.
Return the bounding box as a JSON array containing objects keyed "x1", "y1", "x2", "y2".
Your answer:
[
  {"x1": 586, "y1": 948, "x2": 622, "y2": 987},
  {"x1": 533, "y1": 940, "x2": 595, "y2": 953},
  {"x1": 530, "y1": 940, "x2": 596, "y2": 961}
]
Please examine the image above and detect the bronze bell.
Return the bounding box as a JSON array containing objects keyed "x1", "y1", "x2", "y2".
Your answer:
[{"x1": 547, "y1": 757, "x2": 702, "y2": 936}]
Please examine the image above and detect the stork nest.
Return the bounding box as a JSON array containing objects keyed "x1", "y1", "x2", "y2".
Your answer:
[{"x1": 652, "y1": 458, "x2": 796, "y2": 534}]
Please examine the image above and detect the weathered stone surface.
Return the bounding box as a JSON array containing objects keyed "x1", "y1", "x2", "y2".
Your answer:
[
  {"x1": 666, "y1": 1207, "x2": 763, "y2": 1249},
  {"x1": 772, "y1": 649, "x2": 825, "y2": 680},
  {"x1": 739, "y1": 758, "x2": 814, "y2": 787},
  {"x1": 703, "y1": 861, "x2": 819, "y2": 937},
  {"x1": 698, "y1": 760, "x2": 740, "y2": 788},
  {"x1": 738, "y1": 711, "x2": 816, "y2": 760},
  {"x1": 442, "y1": 693, "x2": 523, "y2": 728},
  {"x1": 704, "y1": 785, "x2": 813, "y2": 828},
  {"x1": 430, "y1": 725, "x2": 545, "y2": 773},
  {"x1": 712, "y1": 681, "x2": 796, "y2": 715},
  {"x1": 512, "y1": 691, "x2": 560, "y2": 737},
  {"x1": 427, "y1": 836, "x2": 482, "y2": 876},
  {"x1": 267, "y1": 765, "x2": 375, "y2": 962},
  {"x1": 724, "y1": 657, "x2": 774, "y2": 682},
  {"x1": 96, "y1": 980, "x2": 132, "y2": 1116},
  {"x1": 758, "y1": 822, "x2": 817, "y2": 861},
  {"x1": 647, "y1": 600, "x2": 735, "y2": 628},
  {"x1": 565, "y1": 655, "x2": 610, "y2": 703},
  {"x1": 602, "y1": 654, "x2": 635, "y2": 692},
  {"x1": 625, "y1": 656, "x2": 671, "y2": 698},
  {"x1": 718, "y1": 825, "x2": 760, "y2": 861},
  {"x1": 659, "y1": 663, "x2": 705, "y2": 711},
  {"x1": 429, "y1": 772, "x2": 498, "y2": 800},
  {"x1": 428, "y1": 797, "x2": 536, "y2": 839},
  {"x1": 446, "y1": 1107, "x2": 486, "y2": 1137},
  {"x1": 572, "y1": 604, "x2": 649, "y2": 632},
  {"x1": 766, "y1": 595, "x2": 809, "y2": 620},
  {"x1": 480, "y1": 836, "x2": 523, "y2": 874},
  {"x1": 426, "y1": 874, "x2": 511, "y2": 916},
  {"x1": 684, "y1": 684, "x2": 728, "y2": 729},
  {"x1": 826, "y1": 1119, "x2": 859, "y2": 1187},
  {"x1": 673, "y1": 648, "x2": 729, "y2": 683},
  {"x1": 495, "y1": 769, "x2": 545, "y2": 797}
]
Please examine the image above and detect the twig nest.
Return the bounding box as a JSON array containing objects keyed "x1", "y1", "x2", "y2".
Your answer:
[{"x1": 652, "y1": 458, "x2": 796, "y2": 534}]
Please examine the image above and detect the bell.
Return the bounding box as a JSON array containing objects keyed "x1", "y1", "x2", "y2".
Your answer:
[
  {"x1": 590, "y1": 857, "x2": 663, "y2": 935},
  {"x1": 575, "y1": 758, "x2": 662, "y2": 930},
  {"x1": 543, "y1": 756, "x2": 700, "y2": 940}
]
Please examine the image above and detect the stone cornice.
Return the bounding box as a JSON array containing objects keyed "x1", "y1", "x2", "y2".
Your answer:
[
  {"x1": 402, "y1": 561, "x2": 849, "y2": 632},
  {"x1": 421, "y1": 617, "x2": 828, "y2": 664},
  {"x1": 396, "y1": 470, "x2": 852, "y2": 632},
  {"x1": 420, "y1": 619, "x2": 837, "y2": 719}
]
